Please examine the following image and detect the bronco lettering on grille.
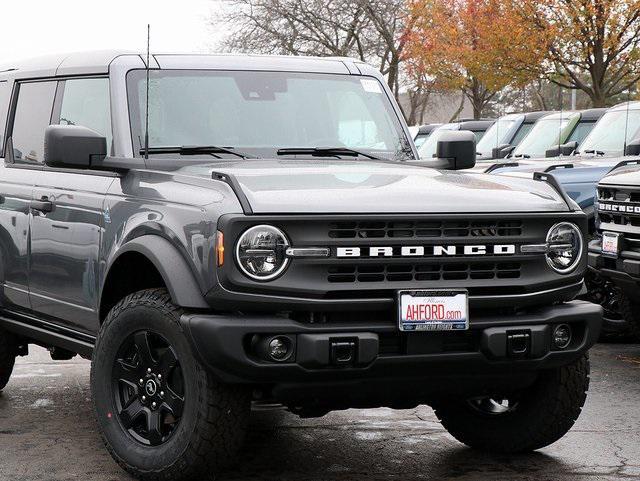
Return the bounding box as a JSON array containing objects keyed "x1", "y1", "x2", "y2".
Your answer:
[{"x1": 335, "y1": 245, "x2": 516, "y2": 258}]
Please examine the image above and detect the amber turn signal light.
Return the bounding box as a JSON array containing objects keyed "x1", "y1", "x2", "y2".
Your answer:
[{"x1": 216, "y1": 231, "x2": 224, "y2": 266}]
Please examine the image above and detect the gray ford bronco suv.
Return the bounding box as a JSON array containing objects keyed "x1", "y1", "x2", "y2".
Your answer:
[
  {"x1": 590, "y1": 160, "x2": 640, "y2": 339},
  {"x1": 0, "y1": 51, "x2": 601, "y2": 480}
]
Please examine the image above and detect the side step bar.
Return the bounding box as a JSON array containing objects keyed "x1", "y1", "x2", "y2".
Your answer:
[{"x1": 0, "y1": 312, "x2": 95, "y2": 358}]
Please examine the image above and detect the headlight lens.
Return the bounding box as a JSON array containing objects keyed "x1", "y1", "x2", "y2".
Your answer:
[
  {"x1": 545, "y1": 222, "x2": 583, "y2": 274},
  {"x1": 235, "y1": 225, "x2": 290, "y2": 280}
]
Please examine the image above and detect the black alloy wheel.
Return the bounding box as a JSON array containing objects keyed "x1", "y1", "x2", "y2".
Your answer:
[{"x1": 113, "y1": 330, "x2": 184, "y2": 446}]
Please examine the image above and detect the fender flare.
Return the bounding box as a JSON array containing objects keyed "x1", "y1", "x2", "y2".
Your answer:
[{"x1": 109, "y1": 235, "x2": 209, "y2": 309}]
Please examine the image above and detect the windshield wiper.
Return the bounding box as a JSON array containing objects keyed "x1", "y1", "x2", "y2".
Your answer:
[
  {"x1": 140, "y1": 145, "x2": 253, "y2": 159},
  {"x1": 277, "y1": 147, "x2": 380, "y2": 160},
  {"x1": 583, "y1": 149, "x2": 605, "y2": 156},
  {"x1": 512, "y1": 153, "x2": 531, "y2": 159}
]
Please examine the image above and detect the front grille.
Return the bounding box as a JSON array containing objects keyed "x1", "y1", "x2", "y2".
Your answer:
[
  {"x1": 597, "y1": 186, "x2": 640, "y2": 230},
  {"x1": 328, "y1": 262, "x2": 521, "y2": 283},
  {"x1": 328, "y1": 220, "x2": 523, "y2": 239},
  {"x1": 220, "y1": 213, "x2": 579, "y2": 306}
]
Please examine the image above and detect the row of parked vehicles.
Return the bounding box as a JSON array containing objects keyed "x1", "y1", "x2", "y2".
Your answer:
[
  {"x1": 0, "y1": 51, "x2": 630, "y2": 481},
  {"x1": 412, "y1": 100, "x2": 640, "y2": 337}
]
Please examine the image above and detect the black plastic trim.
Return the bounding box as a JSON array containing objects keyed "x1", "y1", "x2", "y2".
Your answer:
[
  {"x1": 211, "y1": 171, "x2": 253, "y2": 214},
  {"x1": 533, "y1": 171, "x2": 577, "y2": 211},
  {"x1": 0, "y1": 310, "x2": 95, "y2": 358}
]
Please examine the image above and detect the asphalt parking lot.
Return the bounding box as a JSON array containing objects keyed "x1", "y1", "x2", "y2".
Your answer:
[{"x1": 0, "y1": 343, "x2": 638, "y2": 481}]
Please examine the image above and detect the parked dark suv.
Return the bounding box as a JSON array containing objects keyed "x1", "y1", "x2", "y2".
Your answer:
[
  {"x1": 0, "y1": 52, "x2": 601, "y2": 481},
  {"x1": 589, "y1": 160, "x2": 640, "y2": 339}
]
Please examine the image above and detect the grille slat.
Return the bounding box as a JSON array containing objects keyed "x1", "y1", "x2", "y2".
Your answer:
[
  {"x1": 327, "y1": 262, "x2": 522, "y2": 283},
  {"x1": 328, "y1": 220, "x2": 523, "y2": 239}
]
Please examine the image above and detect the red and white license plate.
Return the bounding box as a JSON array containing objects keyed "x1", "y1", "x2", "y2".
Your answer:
[
  {"x1": 398, "y1": 290, "x2": 469, "y2": 332},
  {"x1": 602, "y1": 231, "x2": 620, "y2": 258}
]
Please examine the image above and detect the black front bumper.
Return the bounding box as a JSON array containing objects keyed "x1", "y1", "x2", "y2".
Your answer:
[
  {"x1": 589, "y1": 239, "x2": 640, "y2": 284},
  {"x1": 181, "y1": 301, "x2": 602, "y2": 390}
]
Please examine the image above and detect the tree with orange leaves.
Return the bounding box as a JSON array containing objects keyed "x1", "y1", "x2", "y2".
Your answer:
[
  {"x1": 514, "y1": 0, "x2": 640, "y2": 107},
  {"x1": 405, "y1": 0, "x2": 548, "y2": 118}
]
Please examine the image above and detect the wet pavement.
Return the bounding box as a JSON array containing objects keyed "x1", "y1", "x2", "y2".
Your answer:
[{"x1": 0, "y1": 343, "x2": 639, "y2": 481}]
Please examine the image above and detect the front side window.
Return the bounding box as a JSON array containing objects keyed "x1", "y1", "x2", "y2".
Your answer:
[
  {"x1": 566, "y1": 120, "x2": 596, "y2": 145},
  {"x1": 510, "y1": 122, "x2": 534, "y2": 147},
  {"x1": 127, "y1": 70, "x2": 413, "y2": 161},
  {"x1": 579, "y1": 109, "x2": 640, "y2": 155},
  {"x1": 476, "y1": 116, "x2": 519, "y2": 156},
  {"x1": 10, "y1": 81, "x2": 57, "y2": 163},
  {"x1": 58, "y1": 78, "x2": 112, "y2": 152}
]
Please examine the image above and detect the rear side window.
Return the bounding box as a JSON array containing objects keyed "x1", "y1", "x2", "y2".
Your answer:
[
  {"x1": 57, "y1": 78, "x2": 112, "y2": 153},
  {"x1": 10, "y1": 81, "x2": 57, "y2": 164},
  {"x1": 0, "y1": 80, "x2": 10, "y2": 154}
]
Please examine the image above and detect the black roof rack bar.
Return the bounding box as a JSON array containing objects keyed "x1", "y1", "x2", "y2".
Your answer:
[
  {"x1": 533, "y1": 171, "x2": 578, "y2": 211},
  {"x1": 606, "y1": 159, "x2": 640, "y2": 175},
  {"x1": 484, "y1": 162, "x2": 519, "y2": 173},
  {"x1": 544, "y1": 163, "x2": 574, "y2": 173}
]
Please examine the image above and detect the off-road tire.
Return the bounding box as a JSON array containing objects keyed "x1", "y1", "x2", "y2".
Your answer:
[
  {"x1": 433, "y1": 354, "x2": 589, "y2": 453},
  {"x1": 618, "y1": 294, "x2": 640, "y2": 341},
  {"x1": 0, "y1": 327, "x2": 17, "y2": 391},
  {"x1": 91, "y1": 288, "x2": 251, "y2": 481}
]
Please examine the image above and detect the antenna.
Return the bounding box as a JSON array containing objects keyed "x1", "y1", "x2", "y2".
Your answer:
[
  {"x1": 144, "y1": 24, "x2": 151, "y2": 161},
  {"x1": 623, "y1": 90, "x2": 632, "y2": 155}
]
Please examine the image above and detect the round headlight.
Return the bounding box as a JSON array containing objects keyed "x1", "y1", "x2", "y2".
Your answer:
[
  {"x1": 545, "y1": 222, "x2": 583, "y2": 274},
  {"x1": 235, "y1": 225, "x2": 290, "y2": 281}
]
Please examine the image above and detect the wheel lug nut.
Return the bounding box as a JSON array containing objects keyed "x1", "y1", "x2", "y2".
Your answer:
[
  {"x1": 152, "y1": 402, "x2": 157, "y2": 409},
  {"x1": 142, "y1": 396, "x2": 146, "y2": 401},
  {"x1": 160, "y1": 391, "x2": 165, "y2": 397},
  {"x1": 147, "y1": 368, "x2": 152, "y2": 373},
  {"x1": 157, "y1": 374, "x2": 162, "y2": 380},
  {"x1": 139, "y1": 379, "x2": 144, "y2": 385}
]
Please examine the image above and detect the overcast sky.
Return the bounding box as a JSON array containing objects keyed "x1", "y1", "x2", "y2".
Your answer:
[{"x1": 1, "y1": 0, "x2": 228, "y2": 64}]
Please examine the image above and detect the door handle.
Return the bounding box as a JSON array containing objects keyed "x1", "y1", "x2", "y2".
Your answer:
[{"x1": 30, "y1": 197, "x2": 54, "y2": 213}]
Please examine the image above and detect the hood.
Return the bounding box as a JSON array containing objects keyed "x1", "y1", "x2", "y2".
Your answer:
[
  {"x1": 600, "y1": 159, "x2": 640, "y2": 186},
  {"x1": 479, "y1": 154, "x2": 621, "y2": 176},
  {"x1": 177, "y1": 159, "x2": 569, "y2": 213}
]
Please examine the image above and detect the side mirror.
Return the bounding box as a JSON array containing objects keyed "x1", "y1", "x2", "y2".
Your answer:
[
  {"x1": 625, "y1": 138, "x2": 640, "y2": 156},
  {"x1": 492, "y1": 144, "x2": 512, "y2": 159},
  {"x1": 432, "y1": 130, "x2": 476, "y2": 170},
  {"x1": 560, "y1": 141, "x2": 578, "y2": 156},
  {"x1": 545, "y1": 145, "x2": 561, "y2": 158},
  {"x1": 44, "y1": 125, "x2": 107, "y2": 169}
]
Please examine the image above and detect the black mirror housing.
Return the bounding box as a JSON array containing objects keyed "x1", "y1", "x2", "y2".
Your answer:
[
  {"x1": 491, "y1": 143, "x2": 512, "y2": 159},
  {"x1": 545, "y1": 145, "x2": 561, "y2": 158},
  {"x1": 44, "y1": 125, "x2": 107, "y2": 169},
  {"x1": 432, "y1": 130, "x2": 476, "y2": 170},
  {"x1": 560, "y1": 141, "x2": 578, "y2": 156},
  {"x1": 625, "y1": 138, "x2": 640, "y2": 156}
]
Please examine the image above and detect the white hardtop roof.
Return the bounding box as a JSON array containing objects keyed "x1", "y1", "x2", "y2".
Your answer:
[{"x1": 0, "y1": 51, "x2": 370, "y2": 81}]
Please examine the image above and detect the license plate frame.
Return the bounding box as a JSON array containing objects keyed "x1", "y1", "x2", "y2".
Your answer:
[
  {"x1": 602, "y1": 231, "x2": 620, "y2": 258},
  {"x1": 397, "y1": 289, "x2": 469, "y2": 332}
]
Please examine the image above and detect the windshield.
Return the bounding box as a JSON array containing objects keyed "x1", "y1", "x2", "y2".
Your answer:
[
  {"x1": 511, "y1": 114, "x2": 575, "y2": 158},
  {"x1": 127, "y1": 70, "x2": 413, "y2": 161},
  {"x1": 578, "y1": 109, "x2": 640, "y2": 155},
  {"x1": 417, "y1": 123, "x2": 458, "y2": 159},
  {"x1": 476, "y1": 117, "x2": 519, "y2": 155}
]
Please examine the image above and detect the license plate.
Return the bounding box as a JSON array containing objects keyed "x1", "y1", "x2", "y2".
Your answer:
[
  {"x1": 602, "y1": 231, "x2": 620, "y2": 258},
  {"x1": 398, "y1": 290, "x2": 469, "y2": 332}
]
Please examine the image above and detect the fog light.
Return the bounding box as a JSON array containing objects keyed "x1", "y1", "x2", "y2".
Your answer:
[
  {"x1": 268, "y1": 336, "x2": 292, "y2": 361},
  {"x1": 553, "y1": 324, "x2": 572, "y2": 349}
]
